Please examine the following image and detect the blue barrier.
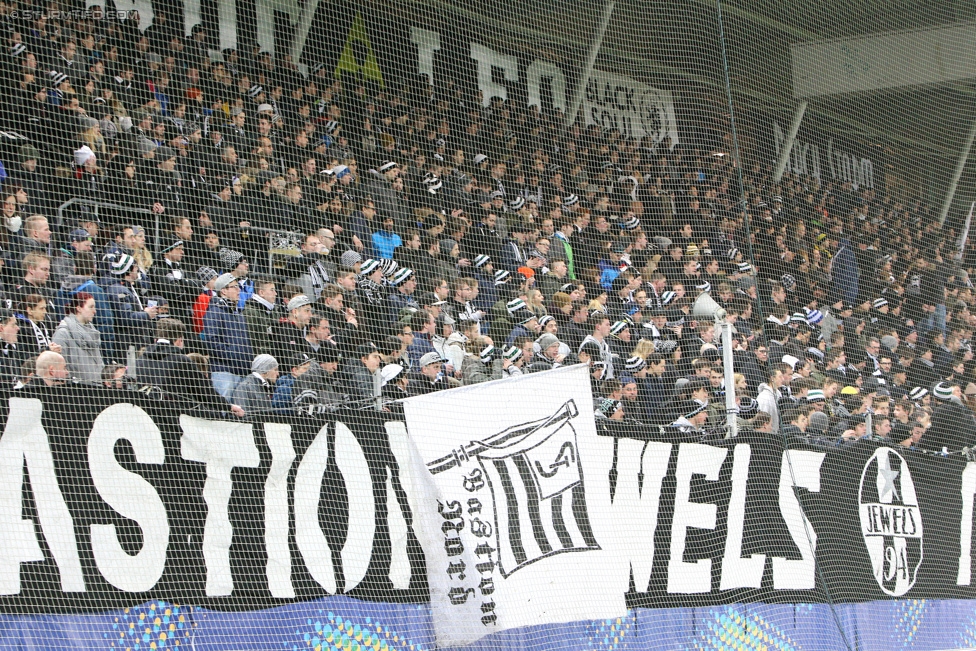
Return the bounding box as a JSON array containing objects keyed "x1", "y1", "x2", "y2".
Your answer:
[{"x1": 1, "y1": 597, "x2": 974, "y2": 650}]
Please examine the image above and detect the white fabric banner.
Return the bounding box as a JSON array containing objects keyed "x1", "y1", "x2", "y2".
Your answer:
[
  {"x1": 582, "y1": 69, "x2": 679, "y2": 145},
  {"x1": 397, "y1": 365, "x2": 624, "y2": 647}
]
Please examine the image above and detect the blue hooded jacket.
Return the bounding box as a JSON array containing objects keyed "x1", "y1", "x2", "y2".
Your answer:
[
  {"x1": 203, "y1": 295, "x2": 254, "y2": 375},
  {"x1": 831, "y1": 238, "x2": 859, "y2": 304}
]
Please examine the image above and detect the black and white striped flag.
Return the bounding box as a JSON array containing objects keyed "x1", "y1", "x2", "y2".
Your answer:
[{"x1": 477, "y1": 409, "x2": 600, "y2": 577}]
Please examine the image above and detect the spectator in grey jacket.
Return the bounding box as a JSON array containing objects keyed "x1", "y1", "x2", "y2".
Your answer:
[
  {"x1": 231, "y1": 354, "x2": 279, "y2": 415},
  {"x1": 342, "y1": 343, "x2": 382, "y2": 399},
  {"x1": 52, "y1": 291, "x2": 103, "y2": 382},
  {"x1": 461, "y1": 337, "x2": 505, "y2": 385}
]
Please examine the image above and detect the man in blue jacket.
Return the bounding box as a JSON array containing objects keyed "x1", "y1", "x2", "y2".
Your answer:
[
  {"x1": 830, "y1": 235, "x2": 859, "y2": 306},
  {"x1": 100, "y1": 253, "x2": 157, "y2": 354},
  {"x1": 203, "y1": 272, "x2": 254, "y2": 399}
]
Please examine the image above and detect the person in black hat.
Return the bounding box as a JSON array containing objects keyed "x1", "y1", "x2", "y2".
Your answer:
[
  {"x1": 149, "y1": 235, "x2": 196, "y2": 325},
  {"x1": 292, "y1": 344, "x2": 346, "y2": 408},
  {"x1": 271, "y1": 352, "x2": 313, "y2": 411},
  {"x1": 668, "y1": 400, "x2": 710, "y2": 436}
]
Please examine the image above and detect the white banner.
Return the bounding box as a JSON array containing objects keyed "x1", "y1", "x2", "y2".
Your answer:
[
  {"x1": 397, "y1": 365, "x2": 623, "y2": 647},
  {"x1": 582, "y1": 69, "x2": 679, "y2": 144}
]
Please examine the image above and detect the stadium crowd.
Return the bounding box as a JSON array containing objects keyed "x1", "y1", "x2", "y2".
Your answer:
[{"x1": 0, "y1": 5, "x2": 975, "y2": 453}]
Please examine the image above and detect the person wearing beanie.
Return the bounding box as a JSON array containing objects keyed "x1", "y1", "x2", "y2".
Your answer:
[
  {"x1": 505, "y1": 307, "x2": 540, "y2": 346},
  {"x1": 533, "y1": 332, "x2": 565, "y2": 370},
  {"x1": 386, "y1": 267, "x2": 419, "y2": 322},
  {"x1": 100, "y1": 252, "x2": 160, "y2": 352},
  {"x1": 231, "y1": 354, "x2": 279, "y2": 415},
  {"x1": 268, "y1": 294, "x2": 317, "y2": 362},
  {"x1": 340, "y1": 249, "x2": 363, "y2": 271},
  {"x1": 607, "y1": 318, "x2": 633, "y2": 360},
  {"x1": 202, "y1": 272, "x2": 254, "y2": 399},
  {"x1": 149, "y1": 235, "x2": 196, "y2": 325},
  {"x1": 921, "y1": 382, "x2": 976, "y2": 453},
  {"x1": 356, "y1": 258, "x2": 388, "y2": 338},
  {"x1": 500, "y1": 344, "x2": 525, "y2": 378},
  {"x1": 191, "y1": 266, "x2": 220, "y2": 335},
  {"x1": 272, "y1": 353, "x2": 313, "y2": 410},
  {"x1": 669, "y1": 400, "x2": 710, "y2": 435},
  {"x1": 461, "y1": 336, "x2": 505, "y2": 385},
  {"x1": 470, "y1": 255, "x2": 500, "y2": 321}
]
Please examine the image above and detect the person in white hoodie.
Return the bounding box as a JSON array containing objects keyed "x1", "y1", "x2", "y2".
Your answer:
[
  {"x1": 757, "y1": 363, "x2": 791, "y2": 433},
  {"x1": 435, "y1": 316, "x2": 476, "y2": 379}
]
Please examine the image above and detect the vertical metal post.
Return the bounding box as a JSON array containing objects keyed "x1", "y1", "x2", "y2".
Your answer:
[
  {"x1": 772, "y1": 101, "x2": 808, "y2": 183},
  {"x1": 373, "y1": 369, "x2": 383, "y2": 411},
  {"x1": 290, "y1": 0, "x2": 322, "y2": 69},
  {"x1": 564, "y1": 0, "x2": 615, "y2": 129},
  {"x1": 719, "y1": 316, "x2": 737, "y2": 438},
  {"x1": 939, "y1": 117, "x2": 976, "y2": 225}
]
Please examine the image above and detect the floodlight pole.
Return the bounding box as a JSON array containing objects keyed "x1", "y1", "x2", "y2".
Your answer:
[
  {"x1": 717, "y1": 311, "x2": 738, "y2": 438},
  {"x1": 565, "y1": 0, "x2": 615, "y2": 129},
  {"x1": 939, "y1": 116, "x2": 976, "y2": 226},
  {"x1": 772, "y1": 101, "x2": 808, "y2": 183}
]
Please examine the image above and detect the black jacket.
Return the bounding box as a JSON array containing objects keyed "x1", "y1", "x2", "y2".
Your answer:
[
  {"x1": 132, "y1": 341, "x2": 229, "y2": 414},
  {"x1": 922, "y1": 400, "x2": 976, "y2": 453},
  {"x1": 268, "y1": 320, "x2": 317, "y2": 365}
]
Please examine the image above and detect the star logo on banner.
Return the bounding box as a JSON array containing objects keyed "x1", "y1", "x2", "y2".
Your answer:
[{"x1": 878, "y1": 456, "x2": 900, "y2": 502}]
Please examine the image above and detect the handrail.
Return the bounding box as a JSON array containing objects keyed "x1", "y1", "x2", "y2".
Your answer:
[
  {"x1": 56, "y1": 197, "x2": 159, "y2": 252},
  {"x1": 57, "y1": 198, "x2": 306, "y2": 271}
]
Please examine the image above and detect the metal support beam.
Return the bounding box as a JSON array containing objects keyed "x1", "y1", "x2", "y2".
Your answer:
[
  {"x1": 564, "y1": 0, "x2": 614, "y2": 128},
  {"x1": 772, "y1": 100, "x2": 808, "y2": 183},
  {"x1": 291, "y1": 0, "x2": 322, "y2": 68},
  {"x1": 939, "y1": 116, "x2": 976, "y2": 226},
  {"x1": 719, "y1": 317, "x2": 737, "y2": 438}
]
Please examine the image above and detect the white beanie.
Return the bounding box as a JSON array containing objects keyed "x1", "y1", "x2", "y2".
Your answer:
[
  {"x1": 73, "y1": 145, "x2": 96, "y2": 167},
  {"x1": 252, "y1": 354, "x2": 279, "y2": 374}
]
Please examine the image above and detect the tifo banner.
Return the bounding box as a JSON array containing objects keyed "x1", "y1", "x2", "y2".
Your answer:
[
  {"x1": 319, "y1": 18, "x2": 683, "y2": 146},
  {"x1": 764, "y1": 118, "x2": 879, "y2": 189},
  {"x1": 398, "y1": 367, "x2": 623, "y2": 646},
  {"x1": 581, "y1": 70, "x2": 679, "y2": 143},
  {"x1": 0, "y1": 387, "x2": 424, "y2": 612},
  {"x1": 5, "y1": 373, "x2": 976, "y2": 646}
]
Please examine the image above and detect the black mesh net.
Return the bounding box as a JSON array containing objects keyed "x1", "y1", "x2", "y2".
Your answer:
[{"x1": 0, "y1": 0, "x2": 974, "y2": 649}]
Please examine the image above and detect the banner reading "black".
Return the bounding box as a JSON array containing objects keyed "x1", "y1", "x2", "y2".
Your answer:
[{"x1": 3, "y1": 384, "x2": 976, "y2": 615}]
